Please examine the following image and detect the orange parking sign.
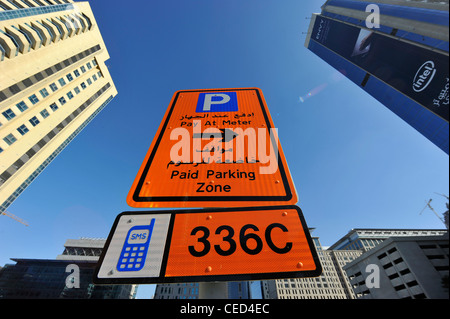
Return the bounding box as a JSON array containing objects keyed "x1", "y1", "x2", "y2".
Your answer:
[
  {"x1": 165, "y1": 206, "x2": 321, "y2": 280},
  {"x1": 127, "y1": 88, "x2": 298, "y2": 208},
  {"x1": 93, "y1": 206, "x2": 322, "y2": 284}
]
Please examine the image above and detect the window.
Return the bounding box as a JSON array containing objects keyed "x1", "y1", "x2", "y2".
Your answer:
[
  {"x1": 388, "y1": 247, "x2": 397, "y2": 254},
  {"x1": 58, "y1": 78, "x2": 66, "y2": 87},
  {"x1": 92, "y1": 59, "x2": 97, "y2": 66},
  {"x1": 74, "y1": 70, "x2": 80, "y2": 77},
  {"x1": 2, "y1": 109, "x2": 16, "y2": 120},
  {"x1": 50, "y1": 83, "x2": 58, "y2": 92},
  {"x1": 74, "y1": 87, "x2": 81, "y2": 94},
  {"x1": 17, "y1": 124, "x2": 29, "y2": 136},
  {"x1": 66, "y1": 74, "x2": 74, "y2": 82},
  {"x1": 87, "y1": 78, "x2": 92, "y2": 86},
  {"x1": 29, "y1": 116, "x2": 40, "y2": 127},
  {"x1": 0, "y1": 146, "x2": 3, "y2": 153},
  {"x1": 67, "y1": 91, "x2": 74, "y2": 100},
  {"x1": 58, "y1": 97, "x2": 66, "y2": 105},
  {"x1": 49, "y1": 103, "x2": 58, "y2": 111},
  {"x1": 40, "y1": 109, "x2": 50, "y2": 118},
  {"x1": 97, "y1": 71, "x2": 102, "y2": 78},
  {"x1": 93, "y1": 74, "x2": 97, "y2": 81},
  {"x1": 81, "y1": 82, "x2": 87, "y2": 89},
  {"x1": 4, "y1": 133, "x2": 17, "y2": 145},
  {"x1": 16, "y1": 101, "x2": 29, "y2": 112},
  {"x1": 39, "y1": 88, "x2": 49, "y2": 98},
  {"x1": 81, "y1": 66, "x2": 86, "y2": 73},
  {"x1": 28, "y1": 94, "x2": 40, "y2": 105},
  {"x1": 87, "y1": 62, "x2": 92, "y2": 70}
]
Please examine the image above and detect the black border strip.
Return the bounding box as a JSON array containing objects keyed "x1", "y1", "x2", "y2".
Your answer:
[
  {"x1": 132, "y1": 88, "x2": 293, "y2": 204},
  {"x1": 93, "y1": 205, "x2": 322, "y2": 285}
]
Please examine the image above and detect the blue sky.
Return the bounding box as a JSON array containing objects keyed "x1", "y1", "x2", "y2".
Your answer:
[{"x1": 1, "y1": 0, "x2": 448, "y2": 299}]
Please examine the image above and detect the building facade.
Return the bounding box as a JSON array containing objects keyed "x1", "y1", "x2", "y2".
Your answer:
[
  {"x1": 305, "y1": 0, "x2": 449, "y2": 154},
  {"x1": 0, "y1": 0, "x2": 117, "y2": 214},
  {"x1": 153, "y1": 281, "x2": 250, "y2": 299},
  {"x1": 344, "y1": 233, "x2": 449, "y2": 299},
  {"x1": 329, "y1": 228, "x2": 448, "y2": 251},
  {"x1": 262, "y1": 236, "x2": 363, "y2": 299},
  {"x1": 154, "y1": 282, "x2": 200, "y2": 299},
  {"x1": 0, "y1": 238, "x2": 137, "y2": 299}
]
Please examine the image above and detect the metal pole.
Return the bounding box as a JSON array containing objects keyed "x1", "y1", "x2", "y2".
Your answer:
[{"x1": 199, "y1": 282, "x2": 228, "y2": 299}]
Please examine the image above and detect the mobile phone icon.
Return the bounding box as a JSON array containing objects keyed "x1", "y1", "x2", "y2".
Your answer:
[{"x1": 117, "y1": 219, "x2": 155, "y2": 272}]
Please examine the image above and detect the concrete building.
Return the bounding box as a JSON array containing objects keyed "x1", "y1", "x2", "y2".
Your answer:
[
  {"x1": 262, "y1": 236, "x2": 363, "y2": 299},
  {"x1": 305, "y1": 0, "x2": 449, "y2": 154},
  {"x1": 329, "y1": 228, "x2": 448, "y2": 251},
  {"x1": 0, "y1": 0, "x2": 117, "y2": 214},
  {"x1": 0, "y1": 238, "x2": 137, "y2": 299},
  {"x1": 344, "y1": 233, "x2": 449, "y2": 299},
  {"x1": 260, "y1": 228, "x2": 448, "y2": 299}
]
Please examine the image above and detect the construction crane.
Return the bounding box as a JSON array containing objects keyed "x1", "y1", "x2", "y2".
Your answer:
[
  {"x1": 1, "y1": 210, "x2": 29, "y2": 227},
  {"x1": 420, "y1": 199, "x2": 446, "y2": 227}
]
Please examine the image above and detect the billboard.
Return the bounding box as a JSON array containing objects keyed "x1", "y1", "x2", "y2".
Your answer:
[{"x1": 310, "y1": 16, "x2": 449, "y2": 123}]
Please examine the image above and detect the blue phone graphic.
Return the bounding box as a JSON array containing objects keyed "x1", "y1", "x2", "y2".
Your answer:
[{"x1": 117, "y1": 218, "x2": 155, "y2": 272}]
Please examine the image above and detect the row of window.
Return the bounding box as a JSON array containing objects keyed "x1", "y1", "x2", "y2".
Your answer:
[
  {"x1": 1, "y1": 59, "x2": 98, "y2": 123},
  {"x1": 0, "y1": 1, "x2": 73, "y2": 12},
  {"x1": 0, "y1": 9, "x2": 92, "y2": 61},
  {"x1": 0, "y1": 66, "x2": 102, "y2": 153}
]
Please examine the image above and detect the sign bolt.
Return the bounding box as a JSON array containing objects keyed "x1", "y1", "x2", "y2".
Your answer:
[
  {"x1": 205, "y1": 266, "x2": 212, "y2": 273},
  {"x1": 275, "y1": 180, "x2": 280, "y2": 184},
  {"x1": 206, "y1": 215, "x2": 213, "y2": 221},
  {"x1": 296, "y1": 262, "x2": 303, "y2": 269},
  {"x1": 282, "y1": 212, "x2": 288, "y2": 217}
]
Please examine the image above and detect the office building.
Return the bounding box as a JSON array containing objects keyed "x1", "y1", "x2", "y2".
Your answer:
[
  {"x1": 0, "y1": 0, "x2": 118, "y2": 214},
  {"x1": 262, "y1": 236, "x2": 363, "y2": 299},
  {"x1": 305, "y1": 0, "x2": 449, "y2": 154},
  {"x1": 154, "y1": 283, "x2": 200, "y2": 299},
  {"x1": 344, "y1": 233, "x2": 449, "y2": 299},
  {"x1": 154, "y1": 281, "x2": 249, "y2": 299},
  {"x1": 260, "y1": 228, "x2": 448, "y2": 299},
  {"x1": 329, "y1": 228, "x2": 448, "y2": 251},
  {"x1": 0, "y1": 238, "x2": 137, "y2": 299}
]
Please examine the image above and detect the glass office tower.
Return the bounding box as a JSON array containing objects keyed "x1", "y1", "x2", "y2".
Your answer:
[{"x1": 305, "y1": 0, "x2": 449, "y2": 154}]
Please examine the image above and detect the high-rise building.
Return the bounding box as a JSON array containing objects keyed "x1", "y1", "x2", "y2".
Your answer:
[
  {"x1": 305, "y1": 0, "x2": 449, "y2": 154},
  {"x1": 0, "y1": 0, "x2": 118, "y2": 214},
  {"x1": 0, "y1": 238, "x2": 137, "y2": 299},
  {"x1": 344, "y1": 233, "x2": 449, "y2": 299}
]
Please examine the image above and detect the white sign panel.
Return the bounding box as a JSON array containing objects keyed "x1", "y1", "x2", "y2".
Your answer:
[{"x1": 95, "y1": 213, "x2": 171, "y2": 280}]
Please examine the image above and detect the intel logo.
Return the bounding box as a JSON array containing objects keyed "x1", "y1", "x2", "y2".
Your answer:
[
  {"x1": 316, "y1": 19, "x2": 324, "y2": 40},
  {"x1": 413, "y1": 61, "x2": 436, "y2": 93}
]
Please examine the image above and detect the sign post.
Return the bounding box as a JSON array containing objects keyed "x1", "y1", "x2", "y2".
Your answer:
[{"x1": 96, "y1": 88, "x2": 322, "y2": 296}]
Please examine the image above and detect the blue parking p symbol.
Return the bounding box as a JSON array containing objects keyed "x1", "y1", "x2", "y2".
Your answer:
[{"x1": 196, "y1": 92, "x2": 238, "y2": 113}]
